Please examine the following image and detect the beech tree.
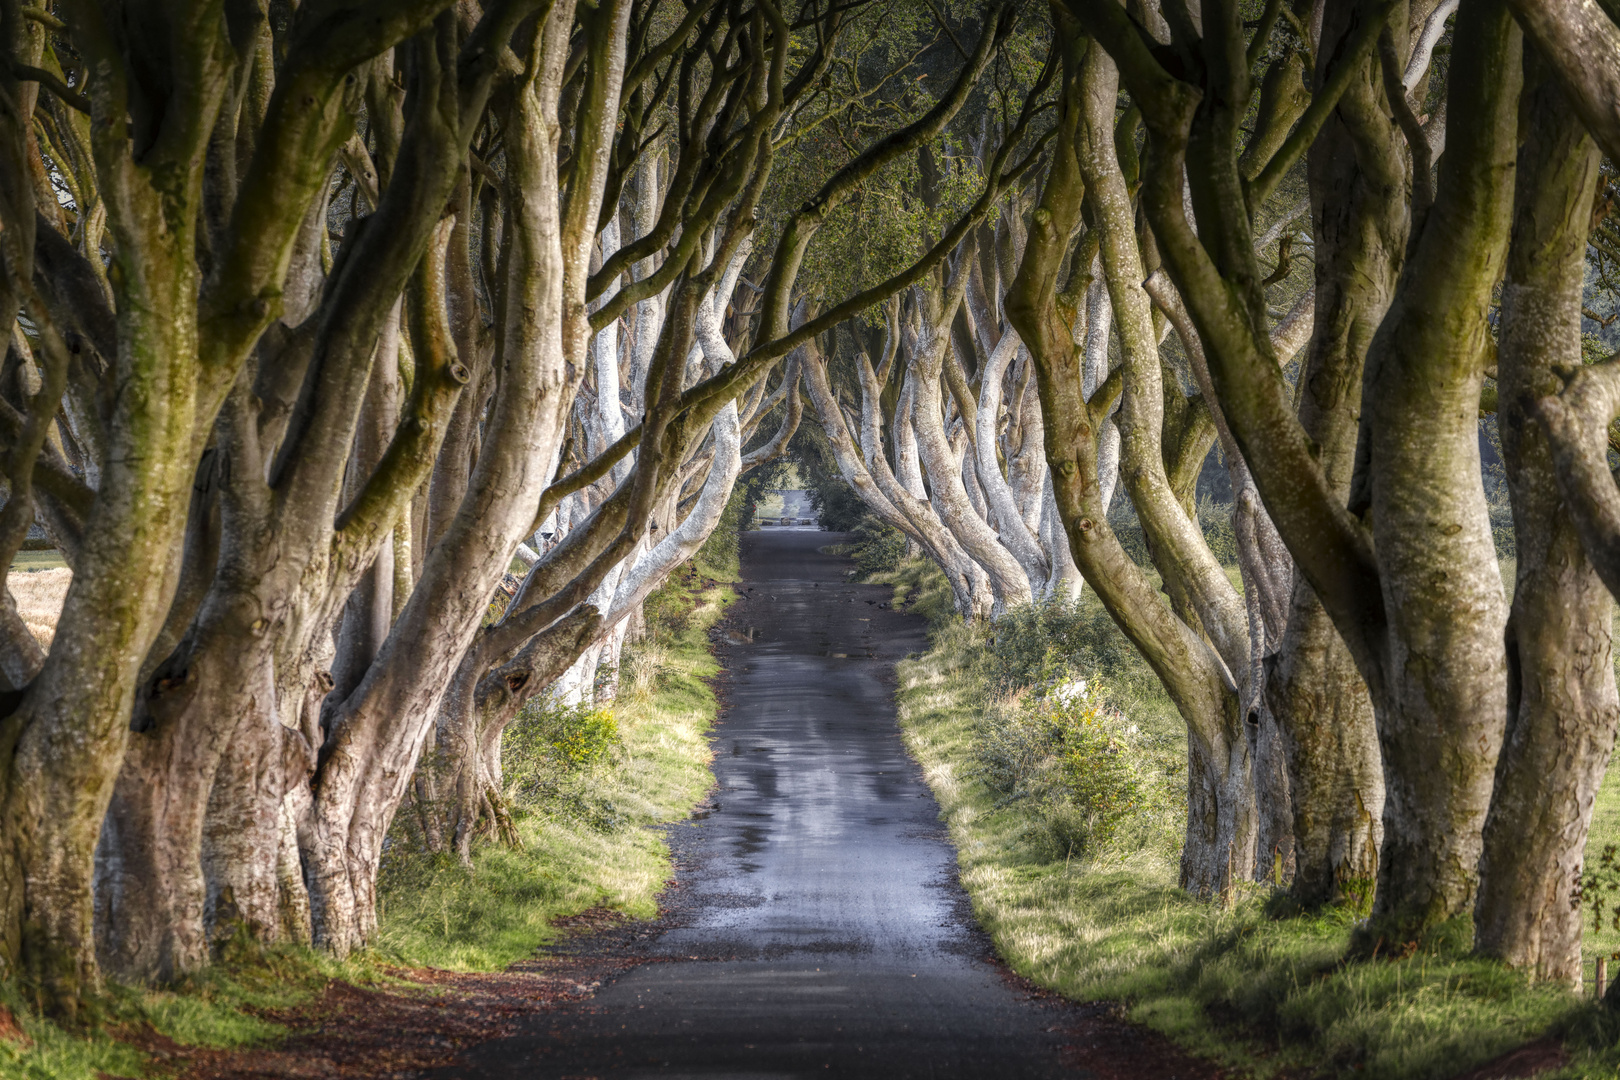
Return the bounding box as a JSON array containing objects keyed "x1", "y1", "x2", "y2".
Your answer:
[
  {"x1": 1048, "y1": 0, "x2": 1620, "y2": 985},
  {"x1": 0, "y1": 0, "x2": 1052, "y2": 1014},
  {"x1": 812, "y1": 0, "x2": 1620, "y2": 981},
  {"x1": 10, "y1": 0, "x2": 1620, "y2": 1021}
]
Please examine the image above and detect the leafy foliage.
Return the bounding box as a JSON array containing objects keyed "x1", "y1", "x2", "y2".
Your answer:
[
  {"x1": 986, "y1": 595, "x2": 1176, "y2": 736},
  {"x1": 733, "y1": 459, "x2": 793, "y2": 536},
  {"x1": 506, "y1": 700, "x2": 621, "y2": 777},
  {"x1": 848, "y1": 515, "x2": 907, "y2": 578},
  {"x1": 1195, "y1": 494, "x2": 1236, "y2": 565},
  {"x1": 976, "y1": 679, "x2": 1160, "y2": 860}
]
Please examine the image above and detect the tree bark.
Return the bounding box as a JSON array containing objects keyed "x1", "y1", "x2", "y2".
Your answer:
[
  {"x1": 1355, "y1": 0, "x2": 1519, "y2": 938},
  {"x1": 1475, "y1": 63, "x2": 1612, "y2": 986},
  {"x1": 904, "y1": 272, "x2": 1033, "y2": 616},
  {"x1": 1007, "y1": 19, "x2": 1252, "y2": 897}
]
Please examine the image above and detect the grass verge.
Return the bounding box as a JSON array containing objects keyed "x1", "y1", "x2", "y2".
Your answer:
[
  {"x1": 372, "y1": 577, "x2": 728, "y2": 970},
  {"x1": 879, "y1": 555, "x2": 1620, "y2": 1080},
  {"x1": 0, "y1": 948, "x2": 403, "y2": 1080}
]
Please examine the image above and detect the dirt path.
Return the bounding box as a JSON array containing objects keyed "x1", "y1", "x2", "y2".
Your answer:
[{"x1": 441, "y1": 529, "x2": 1223, "y2": 1079}]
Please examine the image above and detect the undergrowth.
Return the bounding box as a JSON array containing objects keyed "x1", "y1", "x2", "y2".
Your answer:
[
  {"x1": 883, "y1": 554, "x2": 1620, "y2": 1080},
  {"x1": 0, "y1": 948, "x2": 402, "y2": 1080},
  {"x1": 372, "y1": 504, "x2": 738, "y2": 970}
]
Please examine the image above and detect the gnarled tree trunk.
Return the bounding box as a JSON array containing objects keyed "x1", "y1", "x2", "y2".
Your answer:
[{"x1": 1475, "y1": 63, "x2": 1613, "y2": 986}]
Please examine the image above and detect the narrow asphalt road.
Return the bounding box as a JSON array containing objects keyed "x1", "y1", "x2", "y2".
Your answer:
[{"x1": 449, "y1": 529, "x2": 1165, "y2": 1079}]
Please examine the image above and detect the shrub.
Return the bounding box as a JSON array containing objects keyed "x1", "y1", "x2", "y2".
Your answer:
[
  {"x1": 497, "y1": 698, "x2": 626, "y2": 834},
  {"x1": 849, "y1": 515, "x2": 906, "y2": 578},
  {"x1": 987, "y1": 595, "x2": 1140, "y2": 696},
  {"x1": 1196, "y1": 493, "x2": 1237, "y2": 564},
  {"x1": 975, "y1": 677, "x2": 1161, "y2": 861},
  {"x1": 806, "y1": 475, "x2": 865, "y2": 531},
  {"x1": 1106, "y1": 495, "x2": 1154, "y2": 569},
  {"x1": 976, "y1": 594, "x2": 1186, "y2": 863},
  {"x1": 506, "y1": 698, "x2": 621, "y2": 778}
]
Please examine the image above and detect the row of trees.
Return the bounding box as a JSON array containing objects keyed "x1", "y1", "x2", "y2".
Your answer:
[
  {"x1": 800, "y1": 0, "x2": 1620, "y2": 998},
  {"x1": 3, "y1": 0, "x2": 1620, "y2": 1023},
  {"x1": 0, "y1": 0, "x2": 1062, "y2": 1016}
]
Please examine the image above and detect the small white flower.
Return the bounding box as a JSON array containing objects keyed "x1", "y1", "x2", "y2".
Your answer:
[{"x1": 1050, "y1": 678, "x2": 1087, "y2": 705}]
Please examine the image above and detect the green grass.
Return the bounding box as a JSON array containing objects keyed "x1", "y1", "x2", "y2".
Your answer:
[
  {"x1": 1581, "y1": 729, "x2": 1620, "y2": 989},
  {"x1": 0, "y1": 947, "x2": 408, "y2": 1080},
  {"x1": 881, "y1": 555, "x2": 1620, "y2": 1080},
  {"x1": 373, "y1": 580, "x2": 728, "y2": 970}
]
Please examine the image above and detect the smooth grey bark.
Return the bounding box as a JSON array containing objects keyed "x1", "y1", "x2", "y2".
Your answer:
[
  {"x1": 1475, "y1": 66, "x2": 1613, "y2": 987},
  {"x1": 303, "y1": 0, "x2": 628, "y2": 953},
  {"x1": 972, "y1": 328, "x2": 1050, "y2": 594},
  {"x1": 1263, "y1": 15, "x2": 1397, "y2": 909},
  {"x1": 905, "y1": 261, "x2": 1034, "y2": 616},
  {"x1": 800, "y1": 313, "x2": 993, "y2": 618}
]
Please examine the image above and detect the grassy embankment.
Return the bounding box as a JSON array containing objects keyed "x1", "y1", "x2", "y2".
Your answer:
[
  {"x1": 372, "y1": 568, "x2": 729, "y2": 969},
  {"x1": 872, "y1": 554, "x2": 1620, "y2": 1080},
  {"x1": 0, "y1": 520, "x2": 739, "y2": 1077}
]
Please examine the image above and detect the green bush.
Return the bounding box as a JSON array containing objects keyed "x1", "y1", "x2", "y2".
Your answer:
[
  {"x1": 506, "y1": 698, "x2": 620, "y2": 774},
  {"x1": 987, "y1": 595, "x2": 1142, "y2": 696},
  {"x1": 849, "y1": 515, "x2": 906, "y2": 578},
  {"x1": 976, "y1": 677, "x2": 1168, "y2": 862},
  {"x1": 1106, "y1": 496, "x2": 1154, "y2": 569},
  {"x1": 501, "y1": 699, "x2": 625, "y2": 832},
  {"x1": 976, "y1": 595, "x2": 1184, "y2": 863},
  {"x1": 1196, "y1": 493, "x2": 1236, "y2": 564},
  {"x1": 789, "y1": 428, "x2": 866, "y2": 531},
  {"x1": 806, "y1": 474, "x2": 866, "y2": 531}
]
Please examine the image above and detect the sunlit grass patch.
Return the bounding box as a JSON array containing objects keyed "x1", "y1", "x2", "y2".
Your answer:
[
  {"x1": 0, "y1": 947, "x2": 404, "y2": 1080},
  {"x1": 373, "y1": 582, "x2": 727, "y2": 971}
]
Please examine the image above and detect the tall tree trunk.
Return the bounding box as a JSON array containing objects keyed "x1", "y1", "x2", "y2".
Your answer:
[
  {"x1": 1475, "y1": 62, "x2": 1612, "y2": 986},
  {"x1": 304, "y1": 0, "x2": 611, "y2": 952},
  {"x1": 905, "y1": 279, "x2": 1033, "y2": 616},
  {"x1": 1, "y1": 226, "x2": 203, "y2": 1013},
  {"x1": 1263, "y1": 10, "x2": 1399, "y2": 909},
  {"x1": 972, "y1": 328, "x2": 1050, "y2": 593},
  {"x1": 1008, "y1": 20, "x2": 1252, "y2": 898},
  {"x1": 1357, "y1": 0, "x2": 1519, "y2": 938}
]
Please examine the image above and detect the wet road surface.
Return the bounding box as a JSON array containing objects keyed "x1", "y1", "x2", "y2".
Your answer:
[{"x1": 452, "y1": 530, "x2": 1109, "y2": 1078}]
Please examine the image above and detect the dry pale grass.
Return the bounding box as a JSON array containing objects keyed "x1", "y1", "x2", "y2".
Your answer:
[{"x1": 10, "y1": 566, "x2": 70, "y2": 648}]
